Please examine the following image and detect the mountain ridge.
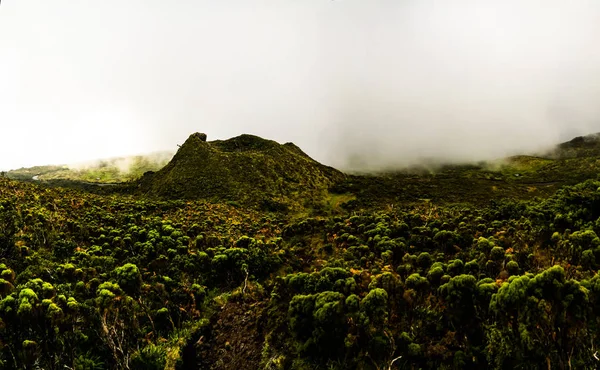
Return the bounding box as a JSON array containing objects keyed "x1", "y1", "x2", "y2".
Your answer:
[
  {"x1": 137, "y1": 133, "x2": 345, "y2": 210},
  {"x1": 6, "y1": 131, "x2": 600, "y2": 211}
]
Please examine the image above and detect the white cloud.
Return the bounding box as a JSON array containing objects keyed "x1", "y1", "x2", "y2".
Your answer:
[{"x1": 1, "y1": 0, "x2": 599, "y2": 171}]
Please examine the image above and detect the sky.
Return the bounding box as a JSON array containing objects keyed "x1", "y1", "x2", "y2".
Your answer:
[{"x1": 1, "y1": 0, "x2": 600, "y2": 171}]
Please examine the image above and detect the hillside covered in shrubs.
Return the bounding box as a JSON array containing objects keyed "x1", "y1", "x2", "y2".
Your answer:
[{"x1": 2, "y1": 133, "x2": 600, "y2": 369}]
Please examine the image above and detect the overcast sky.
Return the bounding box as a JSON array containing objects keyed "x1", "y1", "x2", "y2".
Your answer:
[{"x1": 1, "y1": 0, "x2": 600, "y2": 171}]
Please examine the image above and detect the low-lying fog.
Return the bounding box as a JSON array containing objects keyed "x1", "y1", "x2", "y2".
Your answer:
[{"x1": 1, "y1": 1, "x2": 599, "y2": 171}]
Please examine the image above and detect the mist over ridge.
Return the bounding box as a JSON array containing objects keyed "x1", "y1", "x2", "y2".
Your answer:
[{"x1": 1, "y1": 0, "x2": 599, "y2": 171}]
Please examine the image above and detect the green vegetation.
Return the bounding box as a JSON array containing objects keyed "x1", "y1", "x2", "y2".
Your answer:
[
  {"x1": 2, "y1": 132, "x2": 600, "y2": 369},
  {"x1": 7, "y1": 151, "x2": 173, "y2": 183},
  {"x1": 138, "y1": 133, "x2": 345, "y2": 212}
]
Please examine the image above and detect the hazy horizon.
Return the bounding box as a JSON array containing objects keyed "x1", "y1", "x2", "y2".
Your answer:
[{"x1": 1, "y1": 0, "x2": 599, "y2": 171}]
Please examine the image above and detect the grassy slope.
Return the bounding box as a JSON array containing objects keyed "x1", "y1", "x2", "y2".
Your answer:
[
  {"x1": 335, "y1": 134, "x2": 600, "y2": 209},
  {"x1": 6, "y1": 152, "x2": 173, "y2": 183},
  {"x1": 139, "y1": 133, "x2": 346, "y2": 211}
]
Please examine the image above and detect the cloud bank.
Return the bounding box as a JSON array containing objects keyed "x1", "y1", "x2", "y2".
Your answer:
[{"x1": 1, "y1": 0, "x2": 599, "y2": 171}]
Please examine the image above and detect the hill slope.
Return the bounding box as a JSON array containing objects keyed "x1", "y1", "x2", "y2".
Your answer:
[
  {"x1": 4, "y1": 133, "x2": 600, "y2": 369},
  {"x1": 138, "y1": 133, "x2": 345, "y2": 209},
  {"x1": 546, "y1": 132, "x2": 600, "y2": 158},
  {"x1": 6, "y1": 132, "x2": 600, "y2": 211},
  {"x1": 5, "y1": 151, "x2": 173, "y2": 183},
  {"x1": 334, "y1": 133, "x2": 600, "y2": 208}
]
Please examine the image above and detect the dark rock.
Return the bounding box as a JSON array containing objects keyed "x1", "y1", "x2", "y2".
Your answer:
[{"x1": 191, "y1": 132, "x2": 208, "y2": 142}]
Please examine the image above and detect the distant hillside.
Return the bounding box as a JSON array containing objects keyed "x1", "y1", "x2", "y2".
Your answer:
[
  {"x1": 333, "y1": 132, "x2": 600, "y2": 208},
  {"x1": 6, "y1": 132, "x2": 600, "y2": 211},
  {"x1": 6, "y1": 152, "x2": 173, "y2": 183},
  {"x1": 546, "y1": 132, "x2": 600, "y2": 158},
  {"x1": 138, "y1": 133, "x2": 345, "y2": 210}
]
